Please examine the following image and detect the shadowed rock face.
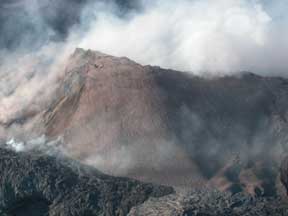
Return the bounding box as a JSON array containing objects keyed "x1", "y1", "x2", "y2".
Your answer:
[
  {"x1": 2, "y1": 48, "x2": 288, "y2": 195},
  {"x1": 0, "y1": 147, "x2": 288, "y2": 216},
  {"x1": 0, "y1": 148, "x2": 173, "y2": 216}
]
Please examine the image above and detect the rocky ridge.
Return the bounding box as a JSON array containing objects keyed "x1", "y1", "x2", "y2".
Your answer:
[
  {"x1": 0, "y1": 147, "x2": 173, "y2": 216},
  {"x1": 0, "y1": 147, "x2": 287, "y2": 216}
]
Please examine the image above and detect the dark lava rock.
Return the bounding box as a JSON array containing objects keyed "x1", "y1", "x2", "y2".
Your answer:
[
  {"x1": 1, "y1": 145, "x2": 287, "y2": 216},
  {"x1": 0, "y1": 148, "x2": 173, "y2": 216},
  {"x1": 281, "y1": 156, "x2": 288, "y2": 195},
  {"x1": 128, "y1": 189, "x2": 288, "y2": 216}
]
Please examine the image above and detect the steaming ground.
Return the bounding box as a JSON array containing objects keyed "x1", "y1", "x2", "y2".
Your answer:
[
  {"x1": 2, "y1": 48, "x2": 288, "y2": 197},
  {"x1": 0, "y1": 0, "x2": 287, "y2": 116},
  {"x1": 1, "y1": 0, "x2": 287, "y2": 136},
  {"x1": 1, "y1": 0, "x2": 288, "y2": 196},
  {"x1": 2, "y1": 135, "x2": 64, "y2": 155}
]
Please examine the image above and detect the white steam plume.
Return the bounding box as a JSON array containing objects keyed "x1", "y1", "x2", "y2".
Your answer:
[{"x1": 79, "y1": 0, "x2": 288, "y2": 76}]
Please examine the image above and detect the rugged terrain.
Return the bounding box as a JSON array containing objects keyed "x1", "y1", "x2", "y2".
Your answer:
[
  {"x1": 0, "y1": 147, "x2": 173, "y2": 216},
  {"x1": 1, "y1": 48, "x2": 288, "y2": 198},
  {"x1": 0, "y1": 147, "x2": 287, "y2": 216},
  {"x1": 129, "y1": 189, "x2": 288, "y2": 216}
]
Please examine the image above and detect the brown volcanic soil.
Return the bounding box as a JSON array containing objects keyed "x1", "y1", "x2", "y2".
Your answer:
[
  {"x1": 44, "y1": 49, "x2": 170, "y2": 153},
  {"x1": 42, "y1": 48, "x2": 200, "y2": 186},
  {"x1": 2, "y1": 48, "x2": 288, "y2": 196}
]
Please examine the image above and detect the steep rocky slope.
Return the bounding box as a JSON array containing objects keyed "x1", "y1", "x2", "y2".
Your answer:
[{"x1": 2, "y1": 48, "x2": 288, "y2": 196}]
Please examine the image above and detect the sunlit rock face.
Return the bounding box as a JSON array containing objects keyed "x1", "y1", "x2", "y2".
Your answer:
[
  {"x1": 2, "y1": 48, "x2": 288, "y2": 195},
  {"x1": 43, "y1": 49, "x2": 171, "y2": 156},
  {"x1": 41, "y1": 49, "x2": 192, "y2": 181}
]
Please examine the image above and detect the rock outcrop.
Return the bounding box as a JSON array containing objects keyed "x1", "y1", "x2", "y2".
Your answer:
[{"x1": 0, "y1": 148, "x2": 173, "y2": 216}]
